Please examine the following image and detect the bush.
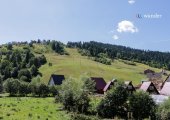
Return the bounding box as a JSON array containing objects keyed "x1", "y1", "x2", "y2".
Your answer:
[
  {"x1": 71, "y1": 113, "x2": 99, "y2": 120},
  {"x1": 18, "y1": 69, "x2": 31, "y2": 82},
  {"x1": 82, "y1": 77, "x2": 96, "y2": 94},
  {"x1": 4, "y1": 78, "x2": 21, "y2": 96},
  {"x1": 60, "y1": 77, "x2": 90, "y2": 113},
  {"x1": 20, "y1": 76, "x2": 29, "y2": 82},
  {"x1": 18, "y1": 82, "x2": 29, "y2": 96},
  {"x1": 129, "y1": 91, "x2": 156, "y2": 120},
  {"x1": 38, "y1": 84, "x2": 49, "y2": 97},
  {"x1": 156, "y1": 99, "x2": 170, "y2": 120},
  {"x1": 75, "y1": 92, "x2": 90, "y2": 113},
  {"x1": 97, "y1": 84, "x2": 128, "y2": 119},
  {"x1": 0, "y1": 75, "x2": 3, "y2": 93},
  {"x1": 49, "y1": 86, "x2": 58, "y2": 96}
]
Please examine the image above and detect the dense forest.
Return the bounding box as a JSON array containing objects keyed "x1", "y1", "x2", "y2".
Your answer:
[
  {"x1": 0, "y1": 40, "x2": 66, "y2": 95},
  {"x1": 0, "y1": 40, "x2": 66, "y2": 83},
  {"x1": 67, "y1": 41, "x2": 170, "y2": 70}
]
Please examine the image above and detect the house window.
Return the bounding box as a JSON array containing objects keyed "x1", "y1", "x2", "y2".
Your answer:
[
  {"x1": 149, "y1": 86, "x2": 154, "y2": 90},
  {"x1": 128, "y1": 86, "x2": 132, "y2": 89}
]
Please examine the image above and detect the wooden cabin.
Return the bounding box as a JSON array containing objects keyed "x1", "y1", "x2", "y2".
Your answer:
[
  {"x1": 48, "y1": 74, "x2": 65, "y2": 86},
  {"x1": 140, "y1": 81, "x2": 159, "y2": 94}
]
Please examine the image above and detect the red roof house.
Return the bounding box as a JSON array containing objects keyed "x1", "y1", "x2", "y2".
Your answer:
[{"x1": 91, "y1": 77, "x2": 106, "y2": 94}]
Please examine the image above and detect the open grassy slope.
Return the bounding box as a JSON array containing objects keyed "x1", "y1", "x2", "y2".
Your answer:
[
  {"x1": 39, "y1": 47, "x2": 163, "y2": 85},
  {"x1": 0, "y1": 97, "x2": 69, "y2": 120}
]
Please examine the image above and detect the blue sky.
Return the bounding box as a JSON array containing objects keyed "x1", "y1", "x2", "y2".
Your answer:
[{"x1": 0, "y1": 0, "x2": 169, "y2": 51}]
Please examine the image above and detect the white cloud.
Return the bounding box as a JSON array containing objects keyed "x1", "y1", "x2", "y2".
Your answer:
[
  {"x1": 117, "y1": 20, "x2": 138, "y2": 33},
  {"x1": 112, "y1": 35, "x2": 119, "y2": 40},
  {"x1": 128, "y1": 0, "x2": 135, "y2": 4}
]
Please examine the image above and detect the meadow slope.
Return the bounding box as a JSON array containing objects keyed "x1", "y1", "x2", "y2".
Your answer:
[{"x1": 39, "y1": 48, "x2": 163, "y2": 85}]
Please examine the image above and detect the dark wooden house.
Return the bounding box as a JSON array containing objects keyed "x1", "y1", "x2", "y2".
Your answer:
[
  {"x1": 91, "y1": 77, "x2": 106, "y2": 94},
  {"x1": 48, "y1": 74, "x2": 65, "y2": 86}
]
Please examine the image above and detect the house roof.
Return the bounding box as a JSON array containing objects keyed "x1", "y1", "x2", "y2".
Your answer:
[
  {"x1": 103, "y1": 81, "x2": 112, "y2": 92},
  {"x1": 103, "y1": 79, "x2": 117, "y2": 92},
  {"x1": 140, "y1": 81, "x2": 159, "y2": 94},
  {"x1": 124, "y1": 81, "x2": 136, "y2": 91},
  {"x1": 91, "y1": 77, "x2": 106, "y2": 90},
  {"x1": 165, "y1": 75, "x2": 170, "y2": 82},
  {"x1": 160, "y1": 82, "x2": 170, "y2": 96},
  {"x1": 49, "y1": 74, "x2": 65, "y2": 85},
  {"x1": 124, "y1": 81, "x2": 132, "y2": 86},
  {"x1": 140, "y1": 81, "x2": 152, "y2": 92}
]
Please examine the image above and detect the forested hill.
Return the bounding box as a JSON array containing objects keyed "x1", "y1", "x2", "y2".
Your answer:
[{"x1": 67, "y1": 41, "x2": 170, "y2": 70}]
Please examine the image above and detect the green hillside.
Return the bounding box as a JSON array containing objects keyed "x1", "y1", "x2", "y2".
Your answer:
[{"x1": 39, "y1": 47, "x2": 163, "y2": 85}]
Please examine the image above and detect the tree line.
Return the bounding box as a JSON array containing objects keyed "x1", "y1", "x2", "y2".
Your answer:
[
  {"x1": 2, "y1": 77, "x2": 58, "y2": 97},
  {"x1": 0, "y1": 45, "x2": 47, "y2": 82},
  {"x1": 67, "y1": 41, "x2": 170, "y2": 69}
]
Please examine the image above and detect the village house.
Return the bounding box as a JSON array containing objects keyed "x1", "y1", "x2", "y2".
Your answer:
[
  {"x1": 48, "y1": 74, "x2": 65, "y2": 86},
  {"x1": 91, "y1": 77, "x2": 106, "y2": 94},
  {"x1": 103, "y1": 79, "x2": 117, "y2": 92},
  {"x1": 124, "y1": 81, "x2": 136, "y2": 94},
  {"x1": 140, "y1": 81, "x2": 159, "y2": 94},
  {"x1": 160, "y1": 82, "x2": 170, "y2": 96}
]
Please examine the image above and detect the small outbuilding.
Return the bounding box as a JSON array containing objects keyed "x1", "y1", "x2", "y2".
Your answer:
[
  {"x1": 91, "y1": 77, "x2": 106, "y2": 94},
  {"x1": 48, "y1": 74, "x2": 65, "y2": 86}
]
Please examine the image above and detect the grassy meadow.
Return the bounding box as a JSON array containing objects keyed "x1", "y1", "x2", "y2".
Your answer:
[
  {"x1": 39, "y1": 47, "x2": 163, "y2": 85},
  {"x1": 0, "y1": 97, "x2": 70, "y2": 120}
]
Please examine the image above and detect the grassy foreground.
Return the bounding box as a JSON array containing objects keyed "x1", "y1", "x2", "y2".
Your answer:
[
  {"x1": 39, "y1": 48, "x2": 162, "y2": 85},
  {"x1": 0, "y1": 97, "x2": 70, "y2": 120}
]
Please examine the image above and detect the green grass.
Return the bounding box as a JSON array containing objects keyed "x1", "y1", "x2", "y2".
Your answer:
[
  {"x1": 39, "y1": 47, "x2": 163, "y2": 85},
  {"x1": 11, "y1": 44, "x2": 166, "y2": 85},
  {"x1": 0, "y1": 97, "x2": 70, "y2": 120}
]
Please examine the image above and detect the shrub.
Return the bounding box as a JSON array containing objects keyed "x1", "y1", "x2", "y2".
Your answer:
[
  {"x1": 4, "y1": 78, "x2": 21, "y2": 96},
  {"x1": 18, "y1": 82, "x2": 29, "y2": 96},
  {"x1": 82, "y1": 77, "x2": 96, "y2": 94},
  {"x1": 20, "y1": 76, "x2": 29, "y2": 82},
  {"x1": 0, "y1": 75, "x2": 3, "y2": 93},
  {"x1": 60, "y1": 77, "x2": 90, "y2": 113},
  {"x1": 18, "y1": 69, "x2": 31, "y2": 82},
  {"x1": 97, "y1": 84, "x2": 128, "y2": 119},
  {"x1": 156, "y1": 99, "x2": 170, "y2": 120},
  {"x1": 71, "y1": 113, "x2": 99, "y2": 120},
  {"x1": 49, "y1": 86, "x2": 58, "y2": 96},
  {"x1": 39, "y1": 84, "x2": 49, "y2": 97},
  {"x1": 129, "y1": 91, "x2": 156, "y2": 120}
]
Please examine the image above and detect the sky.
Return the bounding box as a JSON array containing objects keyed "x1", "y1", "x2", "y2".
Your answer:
[{"x1": 0, "y1": 0, "x2": 169, "y2": 52}]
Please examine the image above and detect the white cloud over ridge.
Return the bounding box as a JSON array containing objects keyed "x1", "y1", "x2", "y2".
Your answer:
[
  {"x1": 112, "y1": 35, "x2": 119, "y2": 40},
  {"x1": 128, "y1": 0, "x2": 135, "y2": 5},
  {"x1": 117, "y1": 20, "x2": 138, "y2": 33}
]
